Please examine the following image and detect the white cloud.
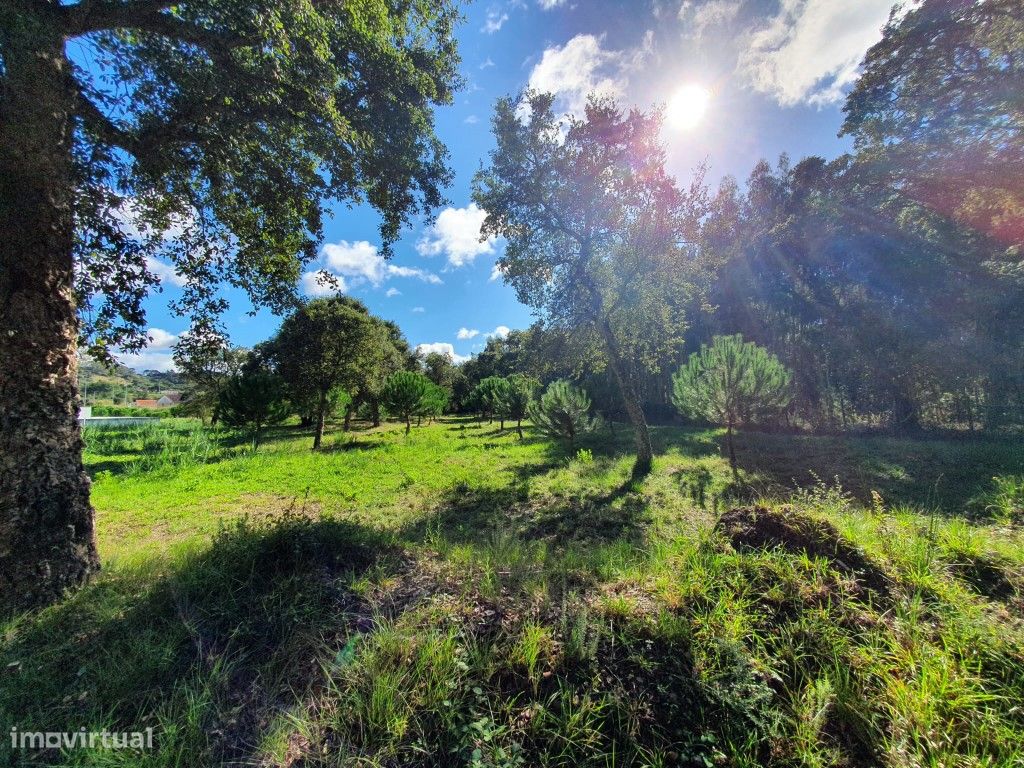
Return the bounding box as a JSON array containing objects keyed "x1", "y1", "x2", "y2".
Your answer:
[
  {"x1": 416, "y1": 342, "x2": 469, "y2": 364},
  {"x1": 486, "y1": 325, "x2": 511, "y2": 339},
  {"x1": 301, "y1": 270, "x2": 347, "y2": 297},
  {"x1": 385, "y1": 287, "x2": 401, "y2": 297},
  {"x1": 480, "y1": 57, "x2": 495, "y2": 69},
  {"x1": 482, "y1": 9, "x2": 508, "y2": 33},
  {"x1": 305, "y1": 239, "x2": 441, "y2": 296},
  {"x1": 527, "y1": 34, "x2": 629, "y2": 117},
  {"x1": 416, "y1": 204, "x2": 498, "y2": 268},
  {"x1": 464, "y1": 114, "x2": 479, "y2": 125},
  {"x1": 679, "y1": 0, "x2": 742, "y2": 36},
  {"x1": 117, "y1": 350, "x2": 177, "y2": 372},
  {"x1": 146, "y1": 327, "x2": 178, "y2": 349},
  {"x1": 116, "y1": 327, "x2": 179, "y2": 371},
  {"x1": 538, "y1": 0, "x2": 567, "y2": 8},
  {"x1": 145, "y1": 256, "x2": 186, "y2": 287},
  {"x1": 739, "y1": 0, "x2": 893, "y2": 106},
  {"x1": 411, "y1": 306, "x2": 426, "y2": 313},
  {"x1": 457, "y1": 327, "x2": 480, "y2": 340},
  {"x1": 489, "y1": 263, "x2": 505, "y2": 282}
]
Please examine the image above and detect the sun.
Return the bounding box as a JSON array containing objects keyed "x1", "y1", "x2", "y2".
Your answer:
[{"x1": 666, "y1": 84, "x2": 711, "y2": 131}]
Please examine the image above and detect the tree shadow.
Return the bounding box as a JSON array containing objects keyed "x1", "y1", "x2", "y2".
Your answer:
[
  {"x1": 403, "y1": 476, "x2": 646, "y2": 548},
  {"x1": 727, "y1": 430, "x2": 1024, "y2": 514},
  {"x1": 0, "y1": 516, "x2": 396, "y2": 766}
]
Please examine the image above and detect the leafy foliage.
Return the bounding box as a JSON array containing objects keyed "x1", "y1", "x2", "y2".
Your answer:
[
  {"x1": 842, "y1": 0, "x2": 1024, "y2": 249},
  {"x1": 474, "y1": 92, "x2": 708, "y2": 474},
  {"x1": 672, "y1": 335, "x2": 791, "y2": 478},
  {"x1": 528, "y1": 380, "x2": 597, "y2": 444},
  {"x1": 20, "y1": 0, "x2": 466, "y2": 357},
  {"x1": 215, "y1": 371, "x2": 289, "y2": 449},
  {"x1": 382, "y1": 371, "x2": 432, "y2": 434}
]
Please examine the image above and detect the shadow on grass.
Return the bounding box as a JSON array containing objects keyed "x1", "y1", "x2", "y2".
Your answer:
[
  {"x1": 727, "y1": 430, "x2": 1024, "y2": 514},
  {"x1": 404, "y1": 476, "x2": 647, "y2": 548},
  {"x1": 0, "y1": 515, "x2": 395, "y2": 766}
]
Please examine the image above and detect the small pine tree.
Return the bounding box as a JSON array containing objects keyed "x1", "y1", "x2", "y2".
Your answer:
[
  {"x1": 416, "y1": 383, "x2": 450, "y2": 424},
  {"x1": 215, "y1": 372, "x2": 290, "y2": 450},
  {"x1": 495, "y1": 375, "x2": 538, "y2": 438},
  {"x1": 672, "y1": 334, "x2": 792, "y2": 481},
  {"x1": 528, "y1": 380, "x2": 597, "y2": 445},
  {"x1": 471, "y1": 376, "x2": 506, "y2": 423},
  {"x1": 382, "y1": 370, "x2": 430, "y2": 434}
]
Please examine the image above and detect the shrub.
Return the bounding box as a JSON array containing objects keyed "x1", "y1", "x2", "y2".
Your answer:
[{"x1": 528, "y1": 380, "x2": 597, "y2": 445}]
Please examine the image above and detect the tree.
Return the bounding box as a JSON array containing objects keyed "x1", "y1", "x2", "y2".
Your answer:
[
  {"x1": 352, "y1": 319, "x2": 415, "y2": 429},
  {"x1": 672, "y1": 335, "x2": 791, "y2": 481},
  {"x1": 495, "y1": 375, "x2": 538, "y2": 439},
  {"x1": 528, "y1": 380, "x2": 597, "y2": 445},
  {"x1": 173, "y1": 332, "x2": 248, "y2": 423},
  {"x1": 0, "y1": 0, "x2": 461, "y2": 610},
  {"x1": 842, "y1": 0, "x2": 1024, "y2": 249},
  {"x1": 416, "y1": 382, "x2": 450, "y2": 424},
  {"x1": 422, "y1": 351, "x2": 457, "y2": 390},
  {"x1": 472, "y1": 377, "x2": 507, "y2": 424},
  {"x1": 381, "y1": 371, "x2": 431, "y2": 434},
  {"x1": 269, "y1": 298, "x2": 377, "y2": 450},
  {"x1": 216, "y1": 371, "x2": 289, "y2": 450},
  {"x1": 474, "y1": 93, "x2": 704, "y2": 477}
]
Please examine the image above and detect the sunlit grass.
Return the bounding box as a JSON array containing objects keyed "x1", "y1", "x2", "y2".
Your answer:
[{"x1": 2, "y1": 417, "x2": 1022, "y2": 766}]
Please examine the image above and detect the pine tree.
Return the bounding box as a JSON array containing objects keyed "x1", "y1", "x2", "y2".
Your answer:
[
  {"x1": 215, "y1": 372, "x2": 290, "y2": 450},
  {"x1": 495, "y1": 375, "x2": 538, "y2": 438},
  {"x1": 382, "y1": 371, "x2": 431, "y2": 434},
  {"x1": 672, "y1": 335, "x2": 791, "y2": 481},
  {"x1": 528, "y1": 380, "x2": 597, "y2": 445}
]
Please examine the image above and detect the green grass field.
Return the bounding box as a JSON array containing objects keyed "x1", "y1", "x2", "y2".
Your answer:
[{"x1": 2, "y1": 418, "x2": 1024, "y2": 766}]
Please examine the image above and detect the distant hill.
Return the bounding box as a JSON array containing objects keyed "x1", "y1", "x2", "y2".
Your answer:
[{"x1": 78, "y1": 357, "x2": 185, "y2": 405}]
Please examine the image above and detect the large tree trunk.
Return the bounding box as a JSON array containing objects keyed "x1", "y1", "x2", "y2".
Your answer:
[
  {"x1": 597, "y1": 319, "x2": 653, "y2": 477},
  {"x1": 0, "y1": 30, "x2": 100, "y2": 612}
]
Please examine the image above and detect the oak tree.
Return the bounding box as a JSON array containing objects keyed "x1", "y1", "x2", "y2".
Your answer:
[{"x1": 0, "y1": 0, "x2": 460, "y2": 610}]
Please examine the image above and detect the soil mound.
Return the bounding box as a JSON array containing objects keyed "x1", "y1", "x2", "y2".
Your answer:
[{"x1": 717, "y1": 506, "x2": 892, "y2": 600}]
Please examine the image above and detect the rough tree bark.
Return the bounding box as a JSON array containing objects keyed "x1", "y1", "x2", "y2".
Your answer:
[{"x1": 0, "y1": 25, "x2": 100, "y2": 612}]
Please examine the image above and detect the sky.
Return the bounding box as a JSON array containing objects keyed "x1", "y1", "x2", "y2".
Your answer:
[{"x1": 122, "y1": 0, "x2": 899, "y2": 372}]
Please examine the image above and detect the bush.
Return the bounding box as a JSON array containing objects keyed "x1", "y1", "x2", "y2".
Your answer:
[
  {"x1": 90, "y1": 404, "x2": 177, "y2": 418},
  {"x1": 528, "y1": 380, "x2": 597, "y2": 444}
]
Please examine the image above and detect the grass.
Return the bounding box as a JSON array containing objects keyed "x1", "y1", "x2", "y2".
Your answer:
[{"x1": 2, "y1": 417, "x2": 1023, "y2": 766}]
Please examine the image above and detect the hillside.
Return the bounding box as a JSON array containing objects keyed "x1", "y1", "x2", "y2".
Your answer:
[
  {"x1": 77, "y1": 357, "x2": 184, "y2": 405},
  {"x1": 2, "y1": 418, "x2": 1022, "y2": 766}
]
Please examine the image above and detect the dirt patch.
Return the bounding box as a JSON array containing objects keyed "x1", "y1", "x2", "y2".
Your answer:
[{"x1": 716, "y1": 506, "x2": 893, "y2": 601}]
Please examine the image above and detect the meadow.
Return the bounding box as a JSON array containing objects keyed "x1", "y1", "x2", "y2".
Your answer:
[{"x1": 2, "y1": 417, "x2": 1023, "y2": 767}]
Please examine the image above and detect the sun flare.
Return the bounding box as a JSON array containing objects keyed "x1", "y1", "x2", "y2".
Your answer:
[{"x1": 666, "y1": 84, "x2": 711, "y2": 131}]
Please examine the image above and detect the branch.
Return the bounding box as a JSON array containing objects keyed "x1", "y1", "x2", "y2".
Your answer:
[{"x1": 62, "y1": 0, "x2": 249, "y2": 52}]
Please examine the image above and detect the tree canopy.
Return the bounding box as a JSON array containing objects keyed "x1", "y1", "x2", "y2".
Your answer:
[{"x1": 473, "y1": 93, "x2": 706, "y2": 476}]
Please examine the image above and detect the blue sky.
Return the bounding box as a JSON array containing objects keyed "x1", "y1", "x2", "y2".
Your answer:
[{"x1": 124, "y1": 0, "x2": 898, "y2": 371}]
